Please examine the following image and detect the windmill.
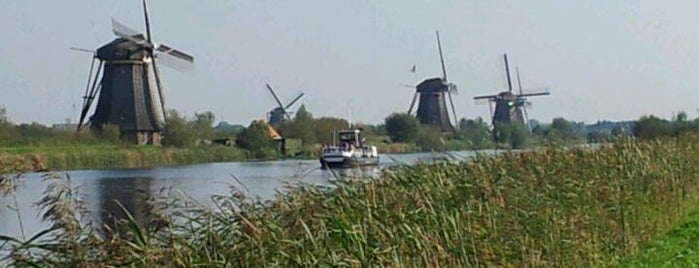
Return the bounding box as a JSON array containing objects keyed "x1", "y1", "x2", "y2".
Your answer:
[
  {"x1": 265, "y1": 83, "x2": 304, "y2": 126},
  {"x1": 76, "y1": 0, "x2": 194, "y2": 145},
  {"x1": 514, "y1": 67, "x2": 549, "y2": 132},
  {"x1": 406, "y1": 30, "x2": 458, "y2": 132},
  {"x1": 473, "y1": 54, "x2": 549, "y2": 131}
]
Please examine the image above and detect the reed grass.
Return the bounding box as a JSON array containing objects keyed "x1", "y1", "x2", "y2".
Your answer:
[
  {"x1": 0, "y1": 145, "x2": 247, "y2": 171},
  {"x1": 3, "y1": 135, "x2": 699, "y2": 267}
]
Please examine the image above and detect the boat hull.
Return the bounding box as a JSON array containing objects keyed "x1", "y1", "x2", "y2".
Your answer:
[{"x1": 320, "y1": 156, "x2": 379, "y2": 169}]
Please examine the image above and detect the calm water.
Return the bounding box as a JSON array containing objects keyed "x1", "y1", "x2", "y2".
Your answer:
[{"x1": 0, "y1": 151, "x2": 489, "y2": 239}]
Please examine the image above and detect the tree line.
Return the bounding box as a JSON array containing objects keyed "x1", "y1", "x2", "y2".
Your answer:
[{"x1": 1, "y1": 104, "x2": 695, "y2": 156}]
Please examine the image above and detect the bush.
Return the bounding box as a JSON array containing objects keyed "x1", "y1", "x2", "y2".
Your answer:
[
  {"x1": 385, "y1": 113, "x2": 421, "y2": 143},
  {"x1": 236, "y1": 121, "x2": 279, "y2": 159}
]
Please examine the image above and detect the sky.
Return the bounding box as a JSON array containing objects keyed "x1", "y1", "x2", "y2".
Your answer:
[{"x1": 1, "y1": 1, "x2": 698, "y2": 126}]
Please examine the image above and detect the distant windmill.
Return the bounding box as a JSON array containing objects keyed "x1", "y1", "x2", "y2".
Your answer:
[
  {"x1": 265, "y1": 83, "x2": 304, "y2": 126},
  {"x1": 75, "y1": 0, "x2": 194, "y2": 145},
  {"x1": 406, "y1": 30, "x2": 458, "y2": 132},
  {"x1": 473, "y1": 54, "x2": 549, "y2": 132}
]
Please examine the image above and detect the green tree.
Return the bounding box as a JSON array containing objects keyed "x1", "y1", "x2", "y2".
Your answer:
[
  {"x1": 190, "y1": 111, "x2": 216, "y2": 140},
  {"x1": 278, "y1": 105, "x2": 316, "y2": 146},
  {"x1": 416, "y1": 126, "x2": 445, "y2": 151},
  {"x1": 384, "y1": 113, "x2": 421, "y2": 143},
  {"x1": 611, "y1": 127, "x2": 625, "y2": 137},
  {"x1": 587, "y1": 131, "x2": 612, "y2": 143},
  {"x1": 550, "y1": 117, "x2": 578, "y2": 140},
  {"x1": 294, "y1": 104, "x2": 313, "y2": 122},
  {"x1": 508, "y1": 123, "x2": 529, "y2": 149},
  {"x1": 313, "y1": 117, "x2": 349, "y2": 145},
  {"x1": 492, "y1": 122, "x2": 512, "y2": 145},
  {"x1": 633, "y1": 115, "x2": 672, "y2": 140},
  {"x1": 161, "y1": 110, "x2": 194, "y2": 147},
  {"x1": 533, "y1": 117, "x2": 581, "y2": 143},
  {"x1": 236, "y1": 121, "x2": 278, "y2": 158},
  {"x1": 492, "y1": 122, "x2": 529, "y2": 149},
  {"x1": 457, "y1": 117, "x2": 493, "y2": 149},
  {"x1": 0, "y1": 106, "x2": 8, "y2": 124},
  {"x1": 672, "y1": 111, "x2": 693, "y2": 135},
  {"x1": 356, "y1": 123, "x2": 386, "y2": 137},
  {"x1": 0, "y1": 106, "x2": 17, "y2": 145}
]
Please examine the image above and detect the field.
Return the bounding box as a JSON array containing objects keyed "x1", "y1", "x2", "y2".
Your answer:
[{"x1": 2, "y1": 135, "x2": 699, "y2": 266}]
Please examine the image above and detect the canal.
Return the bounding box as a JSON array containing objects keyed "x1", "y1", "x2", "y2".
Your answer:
[{"x1": 0, "y1": 150, "x2": 489, "y2": 239}]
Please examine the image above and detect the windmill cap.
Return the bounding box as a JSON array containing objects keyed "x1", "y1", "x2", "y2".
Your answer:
[
  {"x1": 96, "y1": 38, "x2": 150, "y2": 61},
  {"x1": 416, "y1": 77, "x2": 448, "y2": 93}
]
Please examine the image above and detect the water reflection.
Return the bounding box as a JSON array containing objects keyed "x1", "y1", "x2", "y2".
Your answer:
[
  {"x1": 97, "y1": 176, "x2": 153, "y2": 232},
  {"x1": 323, "y1": 166, "x2": 382, "y2": 181}
]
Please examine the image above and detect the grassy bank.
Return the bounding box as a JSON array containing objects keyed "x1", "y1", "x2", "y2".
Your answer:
[
  {"x1": 3, "y1": 135, "x2": 699, "y2": 266},
  {"x1": 0, "y1": 144, "x2": 247, "y2": 171},
  {"x1": 618, "y1": 210, "x2": 699, "y2": 267}
]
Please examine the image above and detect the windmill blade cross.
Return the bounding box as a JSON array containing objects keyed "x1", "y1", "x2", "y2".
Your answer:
[
  {"x1": 436, "y1": 30, "x2": 448, "y2": 82},
  {"x1": 518, "y1": 91, "x2": 550, "y2": 97},
  {"x1": 156, "y1": 44, "x2": 194, "y2": 63},
  {"x1": 77, "y1": 60, "x2": 104, "y2": 132},
  {"x1": 407, "y1": 91, "x2": 418, "y2": 114},
  {"x1": 447, "y1": 90, "x2": 458, "y2": 130},
  {"x1": 266, "y1": 84, "x2": 285, "y2": 109},
  {"x1": 154, "y1": 52, "x2": 195, "y2": 72},
  {"x1": 516, "y1": 67, "x2": 525, "y2": 96},
  {"x1": 142, "y1": 0, "x2": 153, "y2": 43},
  {"x1": 473, "y1": 94, "x2": 498, "y2": 101},
  {"x1": 284, "y1": 92, "x2": 304, "y2": 110},
  {"x1": 138, "y1": 0, "x2": 167, "y2": 122},
  {"x1": 503, "y1": 54, "x2": 513, "y2": 92},
  {"x1": 150, "y1": 54, "x2": 168, "y2": 123},
  {"x1": 70, "y1": 47, "x2": 96, "y2": 54},
  {"x1": 522, "y1": 104, "x2": 532, "y2": 132}
]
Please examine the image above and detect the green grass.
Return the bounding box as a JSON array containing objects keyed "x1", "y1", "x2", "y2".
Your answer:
[
  {"x1": 0, "y1": 144, "x2": 117, "y2": 154},
  {"x1": 619, "y1": 211, "x2": 699, "y2": 267}
]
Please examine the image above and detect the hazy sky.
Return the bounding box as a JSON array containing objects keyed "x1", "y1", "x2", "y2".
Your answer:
[{"x1": 1, "y1": 1, "x2": 698, "y2": 126}]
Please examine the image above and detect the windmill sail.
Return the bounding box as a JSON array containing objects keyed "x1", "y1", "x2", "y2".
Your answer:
[{"x1": 111, "y1": 18, "x2": 149, "y2": 46}]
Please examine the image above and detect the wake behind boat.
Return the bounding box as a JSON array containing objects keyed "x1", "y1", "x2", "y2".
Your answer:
[{"x1": 319, "y1": 129, "x2": 379, "y2": 169}]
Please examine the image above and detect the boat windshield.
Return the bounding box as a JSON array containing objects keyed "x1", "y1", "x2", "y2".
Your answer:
[
  {"x1": 336, "y1": 130, "x2": 362, "y2": 147},
  {"x1": 338, "y1": 133, "x2": 357, "y2": 142}
]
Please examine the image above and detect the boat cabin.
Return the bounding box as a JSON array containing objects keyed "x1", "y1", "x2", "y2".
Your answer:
[{"x1": 333, "y1": 129, "x2": 366, "y2": 148}]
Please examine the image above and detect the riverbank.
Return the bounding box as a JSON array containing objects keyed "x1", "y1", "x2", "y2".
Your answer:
[
  {"x1": 0, "y1": 142, "x2": 467, "y2": 172},
  {"x1": 2, "y1": 135, "x2": 699, "y2": 266},
  {"x1": 0, "y1": 144, "x2": 249, "y2": 171},
  {"x1": 619, "y1": 209, "x2": 699, "y2": 266}
]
